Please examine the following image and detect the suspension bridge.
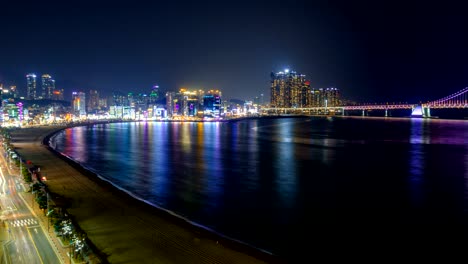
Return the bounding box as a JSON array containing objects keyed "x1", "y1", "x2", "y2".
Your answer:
[{"x1": 261, "y1": 87, "x2": 468, "y2": 117}]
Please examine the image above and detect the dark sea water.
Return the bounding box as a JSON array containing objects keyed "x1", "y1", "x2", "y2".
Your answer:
[{"x1": 49, "y1": 116, "x2": 468, "y2": 260}]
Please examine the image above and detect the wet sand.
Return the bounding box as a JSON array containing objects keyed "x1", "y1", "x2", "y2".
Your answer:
[{"x1": 10, "y1": 125, "x2": 285, "y2": 264}]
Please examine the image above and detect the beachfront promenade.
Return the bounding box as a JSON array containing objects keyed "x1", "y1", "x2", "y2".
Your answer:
[{"x1": 8, "y1": 125, "x2": 281, "y2": 264}]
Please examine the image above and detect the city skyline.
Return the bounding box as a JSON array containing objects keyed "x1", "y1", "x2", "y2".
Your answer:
[
  {"x1": 2, "y1": 70, "x2": 344, "y2": 103},
  {"x1": 1, "y1": 1, "x2": 468, "y2": 103}
]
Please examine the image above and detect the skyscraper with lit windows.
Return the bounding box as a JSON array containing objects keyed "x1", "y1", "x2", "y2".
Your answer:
[
  {"x1": 171, "y1": 88, "x2": 202, "y2": 117},
  {"x1": 323, "y1": 87, "x2": 341, "y2": 107},
  {"x1": 87, "y1": 90, "x2": 99, "y2": 113},
  {"x1": 203, "y1": 90, "x2": 222, "y2": 117},
  {"x1": 9, "y1": 86, "x2": 18, "y2": 99},
  {"x1": 308, "y1": 87, "x2": 341, "y2": 107},
  {"x1": 72, "y1": 91, "x2": 86, "y2": 117},
  {"x1": 270, "y1": 69, "x2": 309, "y2": 108},
  {"x1": 41, "y1": 74, "x2": 55, "y2": 99},
  {"x1": 26, "y1": 73, "x2": 37, "y2": 100}
]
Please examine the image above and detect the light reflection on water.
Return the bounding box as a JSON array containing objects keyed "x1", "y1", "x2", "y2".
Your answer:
[
  {"x1": 408, "y1": 119, "x2": 427, "y2": 208},
  {"x1": 51, "y1": 117, "x2": 468, "y2": 259},
  {"x1": 276, "y1": 120, "x2": 297, "y2": 210}
]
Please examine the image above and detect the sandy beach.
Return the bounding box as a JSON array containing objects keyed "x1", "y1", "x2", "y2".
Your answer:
[{"x1": 10, "y1": 125, "x2": 284, "y2": 264}]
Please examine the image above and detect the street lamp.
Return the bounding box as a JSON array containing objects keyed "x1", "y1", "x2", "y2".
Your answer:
[
  {"x1": 46, "y1": 210, "x2": 54, "y2": 232},
  {"x1": 31, "y1": 187, "x2": 36, "y2": 208}
]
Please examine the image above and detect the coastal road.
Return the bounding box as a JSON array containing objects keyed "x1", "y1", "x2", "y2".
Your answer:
[{"x1": 0, "y1": 149, "x2": 62, "y2": 264}]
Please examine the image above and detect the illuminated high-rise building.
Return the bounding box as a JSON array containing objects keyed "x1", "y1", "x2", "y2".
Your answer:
[
  {"x1": 112, "y1": 91, "x2": 128, "y2": 106},
  {"x1": 308, "y1": 87, "x2": 341, "y2": 107},
  {"x1": 26, "y1": 73, "x2": 37, "y2": 100},
  {"x1": 41, "y1": 74, "x2": 55, "y2": 99},
  {"x1": 270, "y1": 69, "x2": 309, "y2": 108},
  {"x1": 0, "y1": 85, "x2": 18, "y2": 101},
  {"x1": 72, "y1": 91, "x2": 86, "y2": 117},
  {"x1": 149, "y1": 85, "x2": 160, "y2": 104},
  {"x1": 308, "y1": 88, "x2": 322, "y2": 107},
  {"x1": 324, "y1": 87, "x2": 341, "y2": 107},
  {"x1": 9, "y1": 86, "x2": 18, "y2": 99},
  {"x1": 197, "y1": 90, "x2": 205, "y2": 107},
  {"x1": 171, "y1": 88, "x2": 201, "y2": 117},
  {"x1": 203, "y1": 90, "x2": 222, "y2": 117},
  {"x1": 98, "y1": 98, "x2": 107, "y2": 109},
  {"x1": 184, "y1": 89, "x2": 200, "y2": 116},
  {"x1": 87, "y1": 90, "x2": 99, "y2": 113},
  {"x1": 166, "y1": 91, "x2": 175, "y2": 116},
  {"x1": 0, "y1": 84, "x2": 9, "y2": 102}
]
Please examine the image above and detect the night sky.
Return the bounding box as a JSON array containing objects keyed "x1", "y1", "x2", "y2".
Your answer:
[{"x1": 1, "y1": 1, "x2": 468, "y2": 103}]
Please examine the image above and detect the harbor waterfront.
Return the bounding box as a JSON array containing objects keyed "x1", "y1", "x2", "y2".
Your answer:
[{"x1": 45, "y1": 116, "x2": 468, "y2": 260}]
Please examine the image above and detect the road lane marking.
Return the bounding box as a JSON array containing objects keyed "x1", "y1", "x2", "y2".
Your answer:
[
  {"x1": 11, "y1": 218, "x2": 39, "y2": 227},
  {"x1": 26, "y1": 227, "x2": 45, "y2": 264}
]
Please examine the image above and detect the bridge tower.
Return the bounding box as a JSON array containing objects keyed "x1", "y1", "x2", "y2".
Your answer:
[
  {"x1": 423, "y1": 105, "x2": 431, "y2": 118},
  {"x1": 411, "y1": 105, "x2": 430, "y2": 118}
]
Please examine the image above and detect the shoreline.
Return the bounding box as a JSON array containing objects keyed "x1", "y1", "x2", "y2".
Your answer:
[
  {"x1": 10, "y1": 124, "x2": 286, "y2": 264},
  {"x1": 43, "y1": 125, "x2": 280, "y2": 261}
]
